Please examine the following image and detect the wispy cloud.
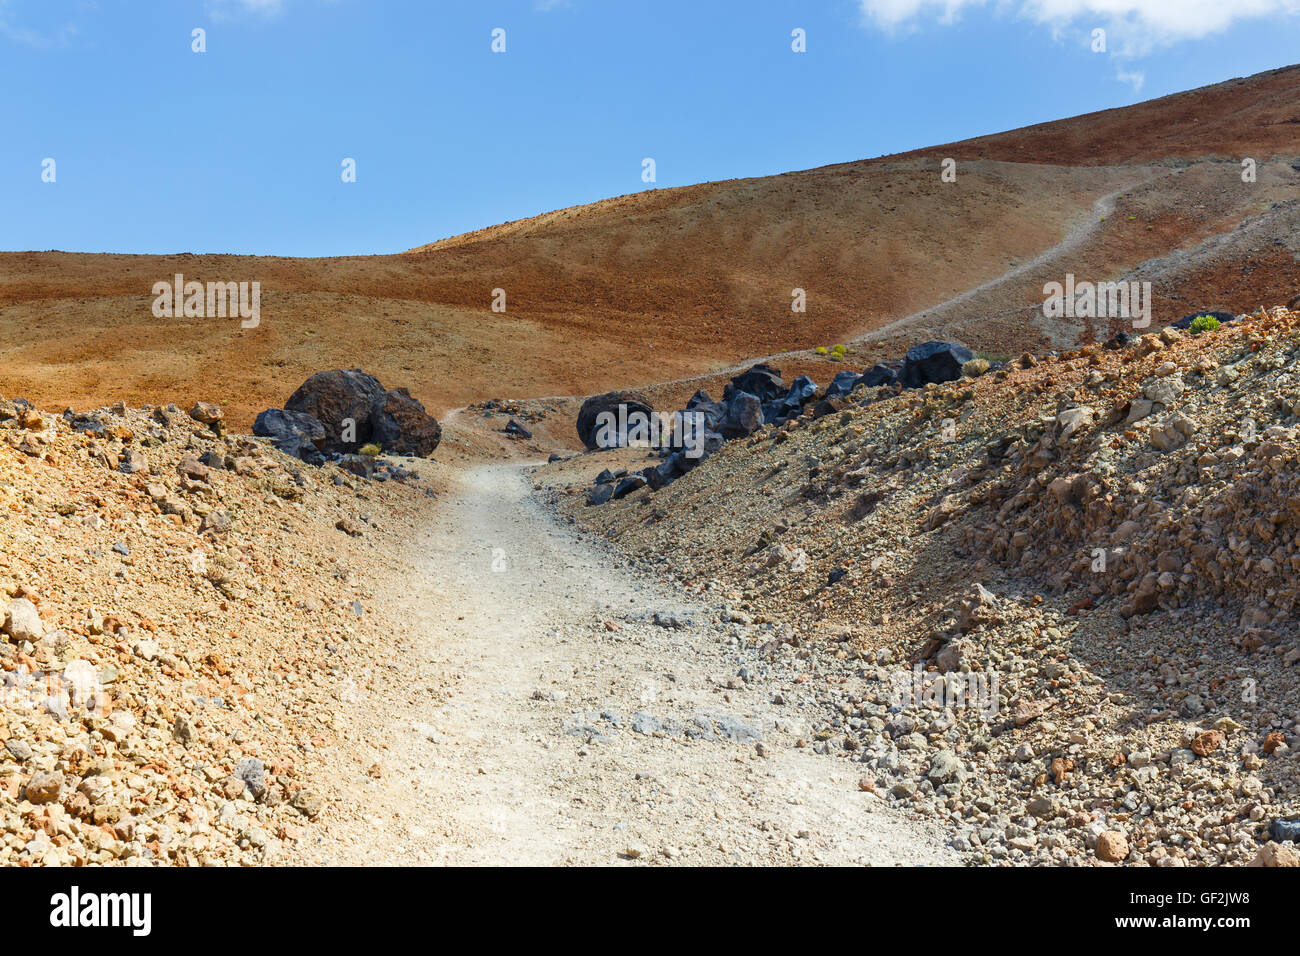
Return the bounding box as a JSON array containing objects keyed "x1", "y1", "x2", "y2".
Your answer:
[
  {"x1": 206, "y1": 0, "x2": 287, "y2": 20},
  {"x1": 860, "y1": 1, "x2": 1300, "y2": 57},
  {"x1": 0, "y1": 0, "x2": 81, "y2": 48},
  {"x1": 1115, "y1": 67, "x2": 1145, "y2": 92}
]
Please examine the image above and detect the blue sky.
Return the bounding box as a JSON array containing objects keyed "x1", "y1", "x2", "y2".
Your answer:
[{"x1": 2, "y1": 0, "x2": 1299, "y2": 256}]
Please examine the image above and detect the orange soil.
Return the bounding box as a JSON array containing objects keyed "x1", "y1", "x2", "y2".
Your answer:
[{"x1": 2, "y1": 66, "x2": 1298, "y2": 428}]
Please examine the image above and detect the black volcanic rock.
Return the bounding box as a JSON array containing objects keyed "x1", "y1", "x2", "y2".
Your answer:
[{"x1": 900, "y1": 342, "x2": 974, "y2": 388}]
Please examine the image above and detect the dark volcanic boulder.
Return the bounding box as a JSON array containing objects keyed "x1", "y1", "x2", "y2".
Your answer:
[
  {"x1": 686, "y1": 390, "x2": 727, "y2": 431},
  {"x1": 279, "y1": 370, "x2": 440, "y2": 459},
  {"x1": 726, "y1": 364, "x2": 786, "y2": 404},
  {"x1": 783, "y1": 375, "x2": 817, "y2": 406},
  {"x1": 717, "y1": 391, "x2": 764, "y2": 439},
  {"x1": 825, "y1": 370, "x2": 861, "y2": 399},
  {"x1": 576, "y1": 391, "x2": 655, "y2": 450},
  {"x1": 644, "y1": 450, "x2": 701, "y2": 491},
  {"x1": 253, "y1": 409, "x2": 327, "y2": 463},
  {"x1": 371, "y1": 387, "x2": 442, "y2": 456},
  {"x1": 337, "y1": 454, "x2": 377, "y2": 479},
  {"x1": 858, "y1": 363, "x2": 900, "y2": 389},
  {"x1": 810, "y1": 397, "x2": 844, "y2": 419},
  {"x1": 282, "y1": 371, "x2": 441, "y2": 458},
  {"x1": 612, "y1": 474, "x2": 647, "y2": 499},
  {"x1": 764, "y1": 375, "x2": 817, "y2": 423},
  {"x1": 900, "y1": 342, "x2": 974, "y2": 389},
  {"x1": 642, "y1": 462, "x2": 671, "y2": 492},
  {"x1": 503, "y1": 418, "x2": 532, "y2": 440},
  {"x1": 285, "y1": 369, "x2": 388, "y2": 450}
]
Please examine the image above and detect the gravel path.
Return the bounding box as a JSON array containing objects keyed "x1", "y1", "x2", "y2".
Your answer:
[{"x1": 312, "y1": 461, "x2": 955, "y2": 866}]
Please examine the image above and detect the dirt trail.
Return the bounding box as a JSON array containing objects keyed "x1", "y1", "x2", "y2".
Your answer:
[
  {"x1": 309, "y1": 457, "x2": 954, "y2": 866},
  {"x1": 518, "y1": 172, "x2": 1168, "y2": 409},
  {"x1": 851, "y1": 177, "x2": 1154, "y2": 347}
]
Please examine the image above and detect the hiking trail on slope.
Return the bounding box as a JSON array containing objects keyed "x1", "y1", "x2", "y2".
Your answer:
[{"x1": 309, "y1": 461, "x2": 955, "y2": 866}]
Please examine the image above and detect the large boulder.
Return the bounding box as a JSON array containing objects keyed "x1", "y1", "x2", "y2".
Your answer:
[
  {"x1": 825, "y1": 370, "x2": 861, "y2": 399},
  {"x1": 764, "y1": 375, "x2": 817, "y2": 423},
  {"x1": 371, "y1": 388, "x2": 442, "y2": 457},
  {"x1": 726, "y1": 364, "x2": 786, "y2": 404},
  {"x1": 697, "y1": 430, "x2": 725, "y2": 459},
  {"x1": 717, "y1": 391, "x2": 763, "y2": 439},
  {"x1": 284, "y1": 370, "x2": 388, "y2": 451},
  {"x1": 675, "y1": 392, "x2": 728, "y2": 460},
  {"x1": 576, "y1": 391, "x2": 655, "y2": 450},
  {"x1": 900, "y1": 342, "x2": 974, "y2": 389},
  {"x1": 780, "y1": 374, "x2": 817, "y2": 405},
  {"x1": 253, "y1": 408, "x2": 327, "y2": 463},
  {"x1": 685, "y1": 390, "x2": 726, "y2": 431},
  {"x1": 858, "y1": 363, "x2": 900, "y2": 389},
  {"x1": 281, "y1": 370, "x2": 441, "y2": 458}
]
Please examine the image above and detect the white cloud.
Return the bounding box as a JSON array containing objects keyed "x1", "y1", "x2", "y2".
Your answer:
[
  {"x1": 860, "y1": 0, "x2": 1300, "y2": 55},
  {"x1": 206, "y1": 0, "x2": 287, "y2": 20},
  {"x1": 1115, "y1": 67, "x2": 1145, "y2": 91},
  {"x1": 864, "y1": 0, "x2": 989, "y2": 29}
]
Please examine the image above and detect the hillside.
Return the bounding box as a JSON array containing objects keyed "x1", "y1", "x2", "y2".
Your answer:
[
  {"x1": 2, "y1": 67, "x2": 1299, "y2": 427},
  {"x1": 5, "y1": 64, "x2": 1300, "y2": 869}
]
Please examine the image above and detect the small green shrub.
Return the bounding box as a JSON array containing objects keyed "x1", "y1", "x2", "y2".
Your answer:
[
  {"x1": 1189, "y1": 315, "x2": 1221, "y2": 335},
  {"x1": 359, "y1": 443, "x2": 382, "y2": 456},
  {"x1": 814, "y1": 346, "x2": 828, "y2": 355}
]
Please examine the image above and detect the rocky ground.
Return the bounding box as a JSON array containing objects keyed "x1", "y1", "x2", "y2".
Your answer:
[
  {"x1": 545, "y1": 306, "x2": 1300, "y2": 866},
  {"x1": 8, "y1": 308, "x2": 1300, "y2": 867},
  {"x1": 0, "y1": 395, "x2": 439, "y2": 865},
  {"x1": 1, "y1": 389, "x2": 960, "y2": 867}
]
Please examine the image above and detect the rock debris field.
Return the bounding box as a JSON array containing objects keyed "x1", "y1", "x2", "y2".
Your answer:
[{"x1": 6, "y1": 308, "x2": 1300, "y2": 866}]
